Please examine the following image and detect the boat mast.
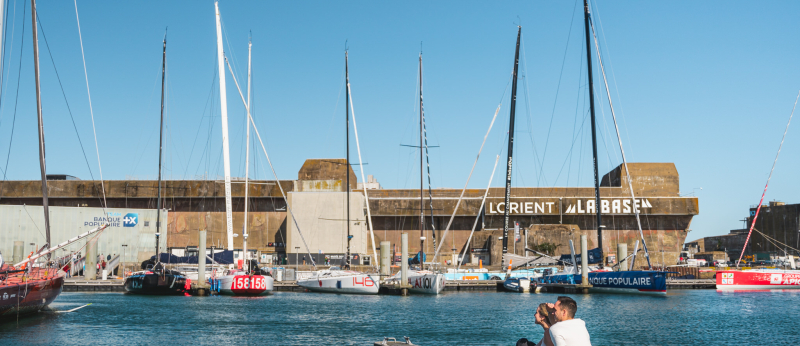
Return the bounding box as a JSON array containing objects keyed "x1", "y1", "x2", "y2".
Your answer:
[
  {"x1": 419, "y1": 53, "x2": 424, "y2": 259},
  {"x1": 214, "y1": 1, "x2": 234, "y2": 251},
  {"x1": 345, "y1": 51, "x2": 351, "y2": 268},
  {"x1": 584, "y1": 0, "x2": 603, "y2": 266},
  {"x1": 502, "y1": 27, "x2": 521, "y2": 256},
  {"x1": 31, "y1": 0, "x2": 51, "y2": 259},
  {"x1": 155, "y1": 33, "x2": 167, "y2": 260},
  {"x1": 243, "y1": 35, "x2": 251, "y2": 272}
]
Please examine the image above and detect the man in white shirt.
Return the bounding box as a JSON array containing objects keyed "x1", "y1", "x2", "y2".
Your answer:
[{"x1": 548, "y1": 296, "x2": 591, "y2": 346}]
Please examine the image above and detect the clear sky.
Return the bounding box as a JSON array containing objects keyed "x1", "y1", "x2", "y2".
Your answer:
[{"x1": 1, "y1": 0, "x2": 799, "y2": 241}]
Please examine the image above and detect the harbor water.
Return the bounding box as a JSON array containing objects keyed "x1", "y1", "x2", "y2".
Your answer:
[{"x1": 1, "y1": 290, "x2": 799, "y2": 345}]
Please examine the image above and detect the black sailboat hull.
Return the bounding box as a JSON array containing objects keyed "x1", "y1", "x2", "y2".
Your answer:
[{"x1": 124, "y1": 272, "x2": 187, "y2": 295}]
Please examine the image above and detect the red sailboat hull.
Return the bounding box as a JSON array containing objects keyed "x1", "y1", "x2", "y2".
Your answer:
[
  {"x1": 0, "y1": 268, "x2": 64, "y2": 320},
  {"x1": 716, "y1": 269, "x2": 800, "y2": 290}
]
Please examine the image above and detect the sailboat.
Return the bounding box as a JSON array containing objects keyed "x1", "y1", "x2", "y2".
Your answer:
[
  {"x1": 1, "y1": 0, "x2": 112, "y2": 318},
  {"x1": 296, "y1": 51, "x2": 379, "y2": 294},
  {"x1": 208, "y1": 2, "x2": 273, "y2": 296},
  {"x1": 124, "y1": 34, "x2": 188, "y2": 295},
  {"x1": 494, "y1": 27, "x2": 533, "y2": 294},
  {"x1": 539, "y1": 0, "x2": 667, "y2": 295},
  {"x1": 387, "y1": 52, "x2": 446, "y2": 295}
]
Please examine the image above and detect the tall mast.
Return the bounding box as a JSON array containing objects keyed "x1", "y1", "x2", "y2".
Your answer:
[
  {"x1": 243, "y1": 35, "x2": 252, "y2": 272},
  {"x1": 214, "y1": 1, "x2": 234, "y2": 251},
  {"x1": 345, "y1": 51, "x2": 351, "y2": 267},
  {"x1": 155, "y1": 33, "x2": 167, "y2": 259},
  {"x1": 502, "y1": 27, "x2": 521, "y2": 255},
  {"x1": 584, "y1": 0, "x2": 603, "y2": 266},
  {"x1": 31, "y1": 0, "x2": 51, "y2": 258},
  {"x1": 419, "y1": 53, "x2": 425, "y2": 258}
]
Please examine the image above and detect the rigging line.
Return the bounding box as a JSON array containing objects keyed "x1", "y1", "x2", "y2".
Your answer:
[
  {"x1": 590, "y1": 0, "x2": 635, "y2": 161},
  {"x1": 565, "y1": 37, "x2": 586, "y2": 188},
  {"x1": 347, "y1": 81, "x2": 379, "y2": 270},
  {"x1": 752, "y1": 227, "x2": 800, "y2": 254},
  {"x1": 737, "y1": 88, "x2": 799, "y2": 267},
  {"x1": 551, "y1": 109, "x2": 590, "y2": 187},
  {"x1": 73, "y1": 0, "x2": 106, "y2": 209},
  {"x1": 419, "y1": 56, "x2": 438, "y2": 252},
  {"x1": 0, "y1": 0, "x2": 24, "y2": 193},
  {"x1": 130, "y1": 63, "x2": 165, "y2": 177},
  {"x1": 432, "y1": 100, "x2": 503, "y2": 262},
  {"x1": 36, "y1": 13, "x2": 106, "y2": 211},
  {"x1": 22, "y1": 204, "x2": 44, "y2": 240},
  {"x1": 537, "y1": 0, "x2": 580, "y2": 187},
  {"x1": 322, "y1": 66, "x2": 346, "y2": 157},
  {"x1": 457, "y1": 154, "x2": 500, "y2": 271},
  {"x1": 0, "y1": 0, "x2": 9, "y2": 124},
  {"x1": 183, "y1": 61, "x2": 217, "y2": 178},
  {"x1": 224, "y1": 55, "x2": 317, "y2": 268},
  {"x1": 519, "y1": 37, "x2": 544, "y2": 187}
]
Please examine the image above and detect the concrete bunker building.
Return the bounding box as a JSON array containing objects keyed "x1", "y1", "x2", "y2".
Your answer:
[{"x1": 0, "y1": 159, "x2": 698, "y2": 269}]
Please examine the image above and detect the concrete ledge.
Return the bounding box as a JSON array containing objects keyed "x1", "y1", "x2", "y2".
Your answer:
[{"x1": 64, "y1": 279, "x2": 125, "y2": 292}]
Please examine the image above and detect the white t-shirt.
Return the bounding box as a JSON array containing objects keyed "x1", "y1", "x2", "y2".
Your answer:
[{"x1": 549, "y1": 318, "x2": 591, "y2": 346}]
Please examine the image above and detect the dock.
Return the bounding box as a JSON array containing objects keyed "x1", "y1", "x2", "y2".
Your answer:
[
  {"x1": 61, "y1": 278, "x2": 718, "y2": 293},
  {"x1": 667, "y1": 278, "x2": 716, "y2": 289},
  {"x1": 64, "y1": 278, "x2": 125, "y2": 292}
]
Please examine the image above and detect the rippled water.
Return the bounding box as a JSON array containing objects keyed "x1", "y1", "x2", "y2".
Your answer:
[{"x1": 1, "y1": 289, "x2": 799, "y2": 345}]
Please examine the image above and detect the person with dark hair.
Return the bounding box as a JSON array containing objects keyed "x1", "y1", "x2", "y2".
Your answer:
[{"x1": 548, "y1": 296, "x2": 591, "y2": 346}]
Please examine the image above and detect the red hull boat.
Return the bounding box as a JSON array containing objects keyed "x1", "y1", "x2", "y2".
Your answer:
[
  {"x1": 0, "y1": 266, "x2": 64, "y2": 320},
  {"x1": 716, "y1": 269, "x2": 800, "y2": 290}
]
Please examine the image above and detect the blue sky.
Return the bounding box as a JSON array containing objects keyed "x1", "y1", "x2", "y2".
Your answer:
[{"x1": 1, "y1": 0, "x2": 799, "y2": 240}]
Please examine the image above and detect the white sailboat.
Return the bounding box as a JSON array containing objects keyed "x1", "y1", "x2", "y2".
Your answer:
[
  {"x1": 388, "y1": 53, "x2": 446, "y2": 295},
  {"x1": 296, "y1": 51, "x2": 379, "y2": 294},
  {"x1": 210, "y1": 2, "x2": 272, "y2": 296}
]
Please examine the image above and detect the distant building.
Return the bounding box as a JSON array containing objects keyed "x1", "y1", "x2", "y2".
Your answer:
[
  {"x1": 746, "y1": 201, "x2": 800, "y2": 257},
  {"x1": 356, "y1": 175, "x2": 382, "y2": 190}
]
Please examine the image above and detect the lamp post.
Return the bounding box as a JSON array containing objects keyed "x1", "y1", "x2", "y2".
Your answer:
[
  {"x1": 121, "y1": 244, "x2": 128, "y2": 279},
  {"x1": 295, "y1": 247, "x2": 300, "y2": 268}
]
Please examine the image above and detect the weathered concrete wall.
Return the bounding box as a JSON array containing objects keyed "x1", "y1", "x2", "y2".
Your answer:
[
  {"x1": 286, "y1": 191, "x2": 368, "y2": 256},
  {"x1": 166, "y1": 211, "x2": 286, "y2": 252},
  {"x1": 297, "y1": 159, "x2": 357, "y2": 191},
  {"x1": 0, "y1": 205, "x2": 166, "y2": 263},
  {"x1": 601, "y1": 162, "x2": 680, "y2": 197}
]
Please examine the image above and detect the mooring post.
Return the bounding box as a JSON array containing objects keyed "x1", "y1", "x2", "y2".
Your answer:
[
  {"x1": 198, "y1": 230, "x2": 207, "y2": 295},
  {"x1": 617, "y1": 242, "x2": 628, "y2": 272},
  {"x1": 579, "y1": 235, "x2": 591, "y2": 293},
  {"x1": 380, "y1": 241, "x2": 390, "y2": 277},
  {"x1": 401, "y1": 232, "x2": 409, "y2": 296},
  {"x1": 85, "y1": 238, "x2": 98, "y2": 280},
  {"x1": 12, "y1": 241, "x2": 23, "y2": 264}
]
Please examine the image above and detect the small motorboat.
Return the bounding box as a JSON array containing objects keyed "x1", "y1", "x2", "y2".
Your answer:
[
  {"x1": 503, "y1": 277, "x2": 532, "y2": 293},
  {"x1": 374, "y1": 337, "x2": 417, "y2": 346}
]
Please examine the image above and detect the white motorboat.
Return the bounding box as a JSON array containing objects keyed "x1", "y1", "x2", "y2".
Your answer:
[
  {"x1": 503, "y1": 277, "x2": 531, "y2": 293},
  {"x1": 214, "y1": 269, "x2": 274, "y2": 296},
  {"x1": 297, "y1": 267, "x2": 379, "y2": 294},
  {"x1": 390, "y1": 269, "x2": 445, "y2": 295}
]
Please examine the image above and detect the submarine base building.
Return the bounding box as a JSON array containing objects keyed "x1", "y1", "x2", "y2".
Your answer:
[{"x1": 0, "y1": 159, "x2": 698, "y2": 269}]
